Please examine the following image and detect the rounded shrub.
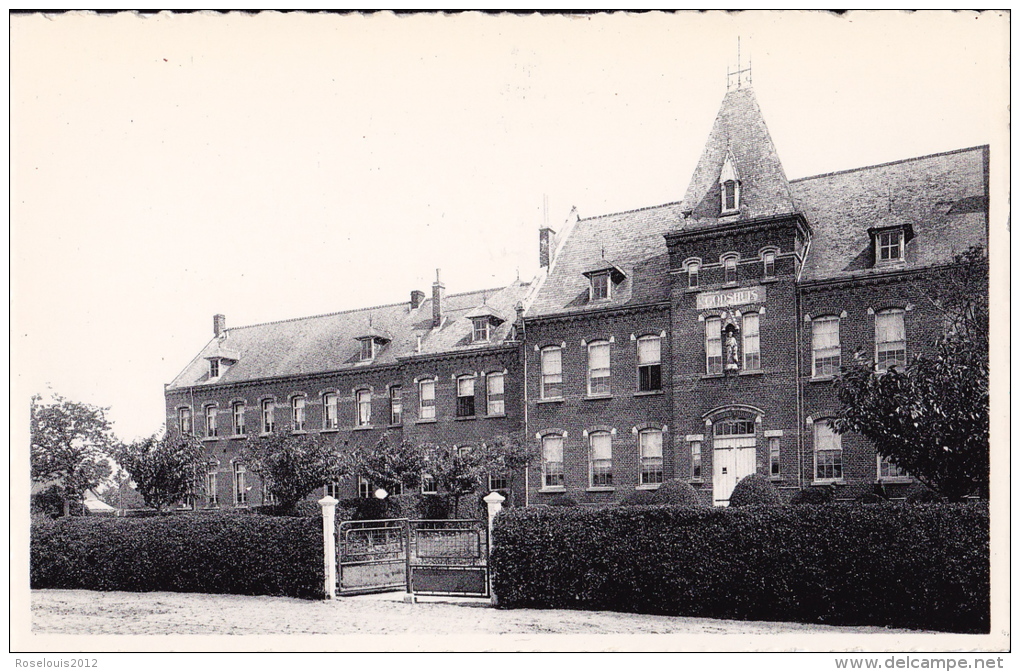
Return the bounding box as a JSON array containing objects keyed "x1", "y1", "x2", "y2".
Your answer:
[
  {"x1": 617, "y1": 490, "x2": 658, "y2": 506},
  {"x1": 545, "y1": 495, "x2": 577, "y2": 507},
  {"x1": 790, "y1": 486, "x2": 835, "y2": 506},
  {"x1": 906, "y1": 487, "x2": 943, "y2": 504},
  {"x1": 417, "y1": 494, "x2": 451, "y2": 519},
  {"x1": 652, "y1": 479, "x2": 707, "y2": 507},
  {"x1": 855, "y1": 492, "x2": 885, "y2": 505},
  {"x1": 728, "y1": 474, "x2": 783, "y2": 507}
]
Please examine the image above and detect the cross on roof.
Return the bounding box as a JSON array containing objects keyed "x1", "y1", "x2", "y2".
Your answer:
[{"x1": 726, "y1": 36, "x2": 752, "y2": 91}]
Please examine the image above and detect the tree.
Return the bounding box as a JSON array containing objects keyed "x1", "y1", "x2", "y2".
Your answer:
[
  {"x1": 30, "y1": 393, "x2": 117, "y2": 516},
  {"x1": 346, "y1": 433, "x2": 425, "y2": 495},
  {"x1": 479, "y1": 434, "x2": 540, "y2": 505},
  {"x1": 831, "y1": 247, "x2": 989, "y2": 502},
  {"x1": 420, "y1": 442, "x2": 488, "y2": 518},
  {"x1": 238, "y1": 433, "x2": 347, "y2": 514},
  {"x1": 113, "y1": 430, "x2": 205, "y2": 513}
]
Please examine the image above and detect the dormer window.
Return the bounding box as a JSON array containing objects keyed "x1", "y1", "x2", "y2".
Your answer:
[
  {"x1": 869, "y1": 223, "x2": 913, "y2": 266},
  {"x1": 582, "y1": 259, "x2": 626, "y2": 302},
  {"x1": 209, "y1": 358, "x2": 220, "y2": 378},
  {"x1": 464, "y1": 304, "x2": 505, "y2": 343},
  {"x1": 355, "y1": 325, "x2": 391, "y2": 362},
  {"x1": 472, "y1": 318, "x2": 490, "y2": 342},
  {"x1": 591, "y1": 272, "x2": 610, "y2": 300},
  {"x1": 719, "y1": 153, "x2": 741, "y2": 215},
  {"x1": 359, "y1": 338, "x2": 376, "y2": 362}
]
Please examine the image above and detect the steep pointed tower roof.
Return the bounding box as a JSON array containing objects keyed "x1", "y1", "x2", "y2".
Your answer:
[{"x1": 680, "y1": 86, "x2": 798, "y2": 228}]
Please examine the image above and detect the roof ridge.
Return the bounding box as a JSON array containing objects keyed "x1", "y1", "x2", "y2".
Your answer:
[
  {"x1": 228, "y1": 284, "x2": 522, "y2": 332},
  {"x1": 579, "y1": 200, "x2": 682, "y2": 222},
  {"x1": 790, "y1": 145, "x2": 988, "y2": 184}
]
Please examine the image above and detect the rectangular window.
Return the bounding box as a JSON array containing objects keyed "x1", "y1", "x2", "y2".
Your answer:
[
  {"x1": 323, "y1": 392, "x2": 339, "y2": 429},
  {"x1": 232, "y1": 402, "x2": 245, "y2": 436},
  {"x1": 877, "y1": 230, "x2": 904, "y2": 262},
  {"x1": 206, "y1": 463, "x2": 218, "y2": 507},
  {"x1": 421, "y1": 474, "x2": 437, "y2": 495},
  {"x1": 456, "y1": 376, "x2": 475, "y2": 417},
  {"x1": 587, "y1": 341, "x2": 611, "y2": 396},
  {"x1": 205, "y1": 406, "x2": 217, "y2": 438},
  {"x1": 419, "y1": 379, "x2": 436, "y2": 420},
  {"x1": 763, "y1": 251, "x2": 776, "y2": 278},
  {"x1": 589, "y1": 433, "x2": 613, "y2": 487},
  {"x1": 356, "y1": 389, "x2": 372, "y2": 426},
  {"x1": 360, "y1": 339, "x2": 375, "y2": 361},
  {"x1": 264, "y1": 480, "x2": 278, "y2": 506},
  {"x1": 178, "y1": 408, "x2": 192, "y2": 435},
  {"x1": 540, "y1": 347, "x2": 563, "y2": 399},
  {"x1": 814, "y1": 420, "x2": 843, "y2": 481},
  {"x1": 724, "y1": 258, "x2": 737, "y2": 284},
  {"x1": 358, "y1": 477, "x2": 372, "y2": 499},
  {"x1": 640, "y1": 430, "x2": 664, "y2": 485},
  {"x1": 705, "y1": 318, "x2": 723, "y2": 375},
  {"x1": 233, "y1": 463, "x2": 247, "y2": 506},
  {"x1": 812, "y1": 317, "x2": 841, "y2": 377},
  {"x1": 690, "y1": 440, "x2": 702, "y2": 481},
  {"x1": 472, "y1": 318, "x2": 489, "y2": 342},
  {"x1": 389, "y1": 386, "x2": 402, "y2": 425},
  {"x1": 486, "y1": 373, "x2": 505, "y2": 416},
  {"x1": 324, "y1": 482, "x2": 339, "y2": 500},
  {"x1": 292, "y1": 397, "x2": 306, "y2": 432},
  {"x1": 742, "y1": 313, "x2": 760, "y2": 370},
  {"x1": 637, "y1": 336, "x2": 662, "y2": 392},
  {"x1": 688, "y1": 263, "x2": 699, "y2": 289},
  {"x1": 542, "y1": 435, "x2": 564, "y2": 488},
  {"x1": 723, "y1": 180, "x2": 737, "y2": 211},
  {"x1": 209, "y1": 358, "x2": 220, "y2": 378},
  {"x1": 878, "y1": 455, "x2": 909, "y2": 479},
  {"x1": 769, "y1": 437, "x2": 781, "y2": 477},
  {"x1": 876, "y1": 310, "x2": 907, "y2": 370},
  {"x1": 488, "y1": 474, "x2": 509, "y2": 492},
  {"x1": 591, "y1": 273, "x2": 610, "y2": 300},
  {"x1": 261, "y1": 399, "x2": 275, "y2": 434}
]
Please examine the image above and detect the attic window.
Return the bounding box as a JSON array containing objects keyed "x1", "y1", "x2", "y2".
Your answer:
[
  {"x1": 359, "y1": 338, "x2": 376, "y2": 362},
  {"x1": 464, "y1": 304, "x2": 505, "y2": 343},
  {"x1": 723, "y1": 181, "x2": 738, "y2": 212},
  {"x1": 591, "y1": 272, "x2": 610, "y2": 300},
  {"x1": 472, "y1": 318, "x2": 490, "y2": 342},
  {"x1": 582, "y1": 261, "x2": 626, "y2": 302},
  {"x1": 719, "y1": 153, "x2": 741, "y2": 215},
  {"x1": 209, "y1": 358, "x2": 220, "y2": 378},
  {"x1": 869, "y1": 223, "x2": 913, "y2": 266}
]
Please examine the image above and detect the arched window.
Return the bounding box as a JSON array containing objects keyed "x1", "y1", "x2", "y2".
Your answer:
[
  {"x1": 233, "y1": 462, "x2": 248, "y2": 506},
  {"x1": 232, "y1": 401, "x2": 246, "y2": 436},
  {"x1": 291, "y1": 396, "x2": 306, "y2": 432},
  {"x1": 456, "y1": 376, "x2": 475, "y2": 417},
  {"x1": 723, "y1": 257, "x2": 738, "y2": 284},
  {"x1": 814, "y1": 419, "x2": 843, "y2": 482},
  {"x1": 356, "y1": 389, "x2": 372, "y2": 427},
  {"x1": 742, "y1": 312, "x2": 760, "y2": 371},
  {"x1": 637, "y1": 335, "x2": 662, "y2": 392},
  {"x1": 875, "y1": 309, "x2": 906, "y2": 370},
  {"x1": 323, "y1": 392, "x2": 339, "y2": 430},
  {"x1": 688, "y1": 261, "x2": 700, "y2": 288},
  {"x1": 178, "y1": 407, "x2": 192, "y2": 435},
  {"x1": 763, "y1": 251, "x2": 776, "y2": 278},
  {"x1": 206, "y1": 461, "x2": 219, "y2": 507},
  {"x1": 204, "y1": 405, "x2": 218, "y2": 438},
  {"x1": 261, "y1": 399, "x2": 275, "y2": 434}
]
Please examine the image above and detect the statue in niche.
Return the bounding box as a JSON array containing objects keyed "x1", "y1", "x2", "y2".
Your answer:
[{"x1": 724, "y1": 324, "x2": 740, "y2": 371}]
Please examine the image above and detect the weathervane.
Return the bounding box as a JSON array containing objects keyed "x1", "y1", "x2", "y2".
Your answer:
[{"x1": 726, "y1": 36, "x2": 752, "y2": 91}]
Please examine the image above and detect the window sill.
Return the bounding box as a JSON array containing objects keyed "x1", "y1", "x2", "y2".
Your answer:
[
  {"x1": 635, "y1": 483, "x2": 661, "y2": 491},
  {"x1": 809, "y1": 375, "x2": 836, "y2": 383},
  {"x1": 260, "y1": 431, "x2": 275, "y2": 437},
  {"x1": 770, "y1": 475, "x2": 783, "y2": 482},
  {"x1": 536, "y1": 397, "x2": 564, "y2": 404},
  {"x1": 689, "y1": 479, "x2": 704, "y2": 485},
  {"x1": 812, "y1": 480, "x2": 845, "y2": 486},
  {"x1": 586, "y1": 486, "x2": 615, "y2": 493},
  {"x1": 415, "y1": 418, "x2": 437, "y2": 424},
  {"x1": 875, "y1": 477, "x2": 914, "y2": 485},
  {"x1": 387, "y1": 423, "x2": 403, "y2": 429},
  {"x1": 633, "y1": 390, "x2": 664, "y2": 397},
  {"x1": 539, "y1": 486, "x2": 566, "y2": 494},
  {"x1": 321, "y1": 428, "x2": 340, "y2": 433},
  {"x1": 351, "y1": 425, "x2": 375, "y2": 431},
  {"x1": 482, "y1": 413, "x2": 507, "y2": 419},
  {"x1": 722, "y1": 281, "x2": 739, "y2": 288},
  {"x1": 454, "y1": 416, "x2": 477, "y2": 422},
  {"x1": 700, "y1": 373, "x2": 725, "y2": 380},
  {"x1": 583, "y1": 394, "x2": 613, "y2": 401},
  {"x1": 201, "y1": 437, "x2": 220, "y2": 442},
  {"x1": 291, "y1": 430, "x2": 307, "y2": 435},
  {"x1": 229, "y1": 434, "x2": 247, "y2": 440},
  {"x1": 761, "y1": 277, "x2": 780, "y2": 284},
  {"x1": 683, "y1": 286, "x2": 701, "y2": 293},
  {"x1": 738, "y1": 369, "x2": 764, "y2": 376}
]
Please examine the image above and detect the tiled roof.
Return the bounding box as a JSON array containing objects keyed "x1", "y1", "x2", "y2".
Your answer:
[
  {"x1": 167, "y1": 281, "x2": 532, "y2": 389},
  {"x1": 793, "y1": 146, "x2": 988, "y2": 282},
  {"x1": 680, "y1": 87, "x2": 798, "y2": 228},
  {"x1": 526, "y1": 202, "x2": 683, "y2": 318}
]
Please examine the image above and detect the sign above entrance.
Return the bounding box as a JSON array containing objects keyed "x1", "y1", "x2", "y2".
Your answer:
[{"x1": 696, "y1": 285, "x2": 766, "y2": 311}]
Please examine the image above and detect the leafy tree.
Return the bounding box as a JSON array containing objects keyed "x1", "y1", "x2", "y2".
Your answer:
[
  {"x1": 238, "y1": 433, "x2": 347, "y2": 514},
  {"x1": 113, "y1": 430, "x2": 205, "y2": 513},
  {"x1": 95, "y1": 469, "x2": 147, "y2": 510},
  {"x1": 30, "y1": 393, "x2": 117, "y2": 516},
  {"x1": 420, "y1": 442, "x2": 489, "y2": 518},
  {"x1": 479, "y1": 434, "x2": 540, "y2": 504},
  {"x1": 345, "y1": 433, "x2": 425, "y2": 495},
  {"x1": 831, "y1": 247, "x2": 989, "y2": 502}
]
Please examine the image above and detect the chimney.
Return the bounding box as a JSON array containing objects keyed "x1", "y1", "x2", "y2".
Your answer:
[
  {"x1": 410, "y1": 290, "x2": 425, "y2": 310},
  {"x1": 431, "y1": 269, "x2": 445, "y2": 328},
  {"x1": 539, "y1": 227, "x2": 555, "y2": 268},
  {"x1": 213, "y1": 314, "x2": 226, "y2": 337}
]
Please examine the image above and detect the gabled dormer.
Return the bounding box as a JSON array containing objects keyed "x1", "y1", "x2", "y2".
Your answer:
[
  {"x1": 355, "y1": 325, "x2": 391, "y2": 362},
  {"x1": 464, "y1": 304, "x2": 505, "y2": 343},
  {"x1": 205, "y1": 342, "x2": 239, "y2": 381},
  {"x1": 868, "y1": 221, "x2": 914, "y2": 266},
  {"x1": 582, "y1": 259, "x2": 626, "y2": 302},
  {"x1": 720, "y1": 153, "x2": 741, "y2": 216}
]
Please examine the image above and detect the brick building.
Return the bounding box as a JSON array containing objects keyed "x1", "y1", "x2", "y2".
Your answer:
[{"x1": 166, "y1": 81, "x2": 988, "y2": 509}]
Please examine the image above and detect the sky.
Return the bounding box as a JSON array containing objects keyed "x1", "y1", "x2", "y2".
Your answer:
[{"x1": 10, "y1": 10, "x2": 1009, "y2": 442}]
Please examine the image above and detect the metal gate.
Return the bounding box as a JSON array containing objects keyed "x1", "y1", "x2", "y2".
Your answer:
[{"x1": 336, "y1": 518, "x2": 489, "y2": 597}]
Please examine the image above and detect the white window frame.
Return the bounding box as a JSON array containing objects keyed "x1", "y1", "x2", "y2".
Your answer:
[
  {"x1": 875, "y1": 309, "x2": 907, "y2": 371},
  {"x1": 876, "y1": 229, "x2": 904, "y2": 263},
  {"x1": 588, "y1": 431, "x2": 613, "y2": 488},
  {"x1": 722, "y1": 179, "x2": 740, "y2": 213},
  {"x1": 420, "y1": 473, "x2": 438, "y2": 495},
  {"x1": 813, "y1": 420, "x2": 843, "y2": 483},
  {"x1": 689, "y1": 439, "x2": 702, "y2": 482},
  {"x1": 323, "y1": 392, "x2": 339, "y2": 430},
  {"x1": 356, "y1": 389, "x2": 372, "y2": 427},
  {"x1": 178, "y1": 407, "x2": 192, "y2": 435},
  {"x1": 636, "y1": 335, "x2": 662, "y2": 392},
  {"x1": 472, "y1": 318, "x2": 490, "y2": 342},
  {"x1": 587, "y1": 340, "x2": 611, "y2": 396},
  {"x1": 763, "y1": 251, "x2": 776, "y2": 278},
  {"x1": 742, "y1": 312, "x2": 761, "y2": 371},
  {"x1": 590, "y1": 272, "x2": 611, "y2": 301},
  {"x1": 639, "y1": 429, "x2": 664, "y2": 486},
  {"x1": 769, "y1": 436, "x2": 781, "y2": 478},
  {"x1": 359, "y1": 338, "x2": 376, "y2": 362},
  {"x1": 418, "y1": 378, "x2": 436, "y2": 420},
  {"x1": 688, "y1": 262, "x2": 700, "y2": 289},
  {"x1": 723, "y1": 256, "x2": 738, "y2": 284},
  {"x1": 291, "y1": 396, "x2": 306, "y2": 432},
  {"x1": 261, "y1": 399, "x2": 275, "y2": 434},
  {"x1": 540, "y1": 346, "x2": 563, "y2": 399},
  {"x1": 204, "y1": 405, "x2": 217, "y2": 438},
  {"x1": 877, "y1": 454, "x2": 910, "y2": 481},
  {"x1": 541, "y1": 434, "x2": 565, "y2": 490},
  {"x1": 233, "y1": 462, "x2": 248, "y2": 506},
  {"x1": 232, "y1": 401, "x2": 245, "y2": 436},
  {"x1": 705, "y1": 317, "x2": 723, "y2": 375},
  {"x1": 206, "y1": 462, "x2": 219, "y2": 507},
  {"x1": 389, "y1": 386, "x2": 402, "y2": 426},
  {"x1": 812, "y1": 316, "x2": 842, "y2": 378},
  {"x1": 488, "y1": 473, "x2": 509, "y2": 492},
  {"x1": 358, "y1": 476, "x2": 372, "y2": 499},
  {"x1": 209, "y1": 358, "x2": 220, "y2": 379},
  {"x1": 486, "y1": 372, "x2": 505, "y2": 416},
  {"x1": 456, "y1": 375, "x2": 476, "y2": 418}
]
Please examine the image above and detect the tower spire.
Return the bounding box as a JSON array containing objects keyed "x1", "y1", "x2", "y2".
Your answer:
[{"x1": 726, "y1": 36, "x2": 753, "y2": 91}]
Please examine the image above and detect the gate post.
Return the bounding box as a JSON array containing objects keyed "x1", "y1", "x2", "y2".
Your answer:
[
  {"x1": 319, "y1": 495, "x2": 339, "y2": 600},
  {"x1": 483, "y1": 491, "x2": 505, "y2": 605}
]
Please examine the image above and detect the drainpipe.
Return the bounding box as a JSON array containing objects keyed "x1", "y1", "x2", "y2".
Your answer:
[{"x1": 521, "y1": 313, "x2": 530, "y2": 508}]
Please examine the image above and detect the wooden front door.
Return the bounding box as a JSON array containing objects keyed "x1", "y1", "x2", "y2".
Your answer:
[{"x1": 712, "y1": 435, "x2": 756, "y2": 506}]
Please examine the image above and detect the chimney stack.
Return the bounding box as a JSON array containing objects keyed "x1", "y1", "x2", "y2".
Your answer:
[
  {"x1": 213, "y1": 314, "x2": 226, "y2": 337},
  {"x1": 539, "y1": 227, "x2": 556, "y2": 268},
  {"x1": 410, "y1": 290, "x2": 425, "y2": 310},
  {"x1": 432, "y1": 269, "x2": 445, "y2": 328}
]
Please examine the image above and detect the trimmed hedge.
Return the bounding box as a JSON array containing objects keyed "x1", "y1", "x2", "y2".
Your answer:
[
  {"x1": 791, "y1": 486, "x2": 835, "y2": 506},
  {"x1": 617, "y1": 490, "x2": 658, "y2": 506},
  {"x1": 652, "y1": 479, "x2": 707, "y2": 507},
  {"x1": 31, "y1": 515, "x2": 324, "y2": 599},
  {"x1": 491, "y1": 502, "x2": 988, "y2": 633},
  {"x1": 728, "y1": 474, "x2": 783, "y2": 507}
]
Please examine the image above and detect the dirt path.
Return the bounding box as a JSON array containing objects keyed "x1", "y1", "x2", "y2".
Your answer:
[{"x1": 32, "y1": 589, "x2": 924, "y2": 637}]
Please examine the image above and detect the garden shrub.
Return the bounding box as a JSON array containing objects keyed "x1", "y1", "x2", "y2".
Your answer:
[
  {"x1": 336, "y1": 497, "x2": 389, "y2": 520},
  {"x1": 490, "y1": 502, "x2": 988, "y2": 633},
  {"x1": 416, "y1": 494, "x2": 451, "y2": 519},
  {"x1": 617, "y1": 491, "x2": 658, "y2": 506},
  {"x1": 790, "y1": 486, "x2": 835, "y2": 506},
  {"x1": 652, "y1": 479, "x2": 706, "y2": 507},
  {"x1": 31, "y1": 515, "x2": 324, "y2": 599},
  {"x1": 855, "y1": 492, "x2": 885, "y2": 504},
  {"x1": 906, "y1": 487, "x2": 943, "y2": 504},
  {"x1": 545, "y1": 495, "x2": 578, "y2": 507},
  {"x1": 728, "y1": 474, "x2": 783, "y2": 507}
]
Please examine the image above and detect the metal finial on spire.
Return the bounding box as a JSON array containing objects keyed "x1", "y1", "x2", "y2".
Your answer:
[{"x1": 726, "y1": 36, "x2": 753, "y2": 91}]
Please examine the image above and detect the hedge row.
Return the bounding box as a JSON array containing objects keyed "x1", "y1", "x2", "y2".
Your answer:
[
  {"x1": 31, "y1": 515, "x2": 324, "y2": 600},
  {"x1": 490, "y1": 502, "x2": 988, "y2": 633}
]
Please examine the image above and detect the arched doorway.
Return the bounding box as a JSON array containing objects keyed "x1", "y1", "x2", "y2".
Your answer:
[{"x1": 710, "y1": 414, "x2": 758, "y2": 506}]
